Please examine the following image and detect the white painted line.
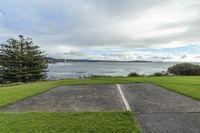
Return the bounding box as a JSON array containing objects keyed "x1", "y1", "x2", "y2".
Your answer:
[{"x1": 116, "y1": 84, "x2": 132, "y2": 111}]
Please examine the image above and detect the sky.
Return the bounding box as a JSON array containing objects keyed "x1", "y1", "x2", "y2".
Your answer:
[{"x1": 0, "y1": 0, "x2": 200, "y2": 62}]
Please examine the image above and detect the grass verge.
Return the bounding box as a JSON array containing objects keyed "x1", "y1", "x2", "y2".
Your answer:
[{"x1": 0, "y1": 112, "x2": 141, "y2": 133}]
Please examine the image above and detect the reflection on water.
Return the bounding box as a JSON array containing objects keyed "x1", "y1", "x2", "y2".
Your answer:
[{"x1": 47, "y1": 62, "x2": 200, "y2": 80}]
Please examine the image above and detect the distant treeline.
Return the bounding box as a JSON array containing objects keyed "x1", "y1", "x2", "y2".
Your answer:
[{"x1": 47, "y1": 57, "x2": 153, "y2": 63}]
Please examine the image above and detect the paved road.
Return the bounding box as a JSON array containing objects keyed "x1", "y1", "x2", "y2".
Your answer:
[
  {"x1": 121, "y1": 83, "x2": 200, "y2": 133},
  {"x1": 0, "y1": 84, "x2": 125, "y2": 112}
]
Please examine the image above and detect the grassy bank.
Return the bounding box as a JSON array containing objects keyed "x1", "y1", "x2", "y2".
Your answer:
[
  {"x1": 0, "y1": 112, "x2": 141, "y2": 133},
  {"x1": 0, "y1": 76, "x2": 200, "y2": 107}
]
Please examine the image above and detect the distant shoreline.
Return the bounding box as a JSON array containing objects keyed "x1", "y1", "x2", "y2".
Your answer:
[
  {"x1": 47, "y1": 57, "x2": 200, "y2": 64},
  {"x1": 47, "y1": 57, "x2": 159, "y2": 63}
]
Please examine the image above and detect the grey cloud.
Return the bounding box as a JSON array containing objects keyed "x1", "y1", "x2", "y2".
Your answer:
[
  {"x1": 181, "y1": 54, "x2": 188, "y2": 59},
  {"x1": 0, "y1": 0, "x2": 200, "y2": 59},
  {"x1": 195, "y1": 56, "x2": 200, "y2": 59},
  {"x1": 88, "y1": 0, "x2": 174, "y2": 19},
  {"x1": 64, "y1": 50, "x2": 85, "y2": 56},
  {"x1": 150, "y1": 55, "x2": 174, "y2": 60},
  {"x1": 136, "y1": 56, "x2": 144, "y2": 60}
]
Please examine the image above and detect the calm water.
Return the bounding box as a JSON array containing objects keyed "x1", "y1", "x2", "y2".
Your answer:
[{"x1": 47, "y1": 62, "x2": 198, "y2": 80}]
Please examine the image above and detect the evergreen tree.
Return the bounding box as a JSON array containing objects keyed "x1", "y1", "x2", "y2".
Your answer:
[{"x1": 0, "y1": 35, "x2": 48, "y2": 83}]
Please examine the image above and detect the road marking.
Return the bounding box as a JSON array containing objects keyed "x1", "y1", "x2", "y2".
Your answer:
[{"x1": 116, "y1": 84, "x2": 131, "y2": 111}]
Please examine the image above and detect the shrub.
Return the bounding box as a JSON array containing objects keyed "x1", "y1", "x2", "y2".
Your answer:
[
  {"x1": 151, "y1": 71, "x2": 168, "y2": 76},
  {"x1": 85, "y1": 75, "x2": 113, "y2": 78},
  {"x1": 168, "y1": 63, "x2": 200, "y2": 76},
  {"x1": 128, "y1": 72, "x2": 140, "y2": 77}
]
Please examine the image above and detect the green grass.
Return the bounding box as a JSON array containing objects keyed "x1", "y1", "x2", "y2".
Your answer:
[
  {"x1": 145, "y1": 76, "x2": 200, "y2": 101},
  {"x1": 0, "y1": 76, "x2": 200, "y2": 133},
  {"x1": 0, "y1": 112, "x2": 141, "y2": 133},
  {"x1": 0, "y1": 76, "x2": 200, "y2": 107}
]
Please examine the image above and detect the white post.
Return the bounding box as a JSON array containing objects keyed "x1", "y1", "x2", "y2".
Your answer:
[{"x1": 64, "y1": 53, "x2": 67, "y2": 63}]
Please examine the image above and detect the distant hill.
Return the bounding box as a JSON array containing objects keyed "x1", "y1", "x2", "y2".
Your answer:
[
  {"x1": 46, "y1": 57, "x2": 153, "y2": 63},
  {"x1": 47, "y1": 57, "x2": 65, "y2": 63}
]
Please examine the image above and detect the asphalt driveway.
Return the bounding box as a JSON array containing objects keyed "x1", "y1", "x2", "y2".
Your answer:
[
  {"x1": 0, "y1": 84, "x2": 125, "y2": 112},
  {"x1": 121, "y1": 83, "x2": 200, "y2": 133},
  {"x1": 1, "y1": 83, "x2": 200, "y2": 133}
]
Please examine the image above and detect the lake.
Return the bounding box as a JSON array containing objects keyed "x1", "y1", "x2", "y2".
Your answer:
[{"x1": 47, "y1": 62, "x2": 198, "y2": 80}]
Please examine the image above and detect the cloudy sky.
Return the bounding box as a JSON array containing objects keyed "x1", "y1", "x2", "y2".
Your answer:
[{"x1": 0, "y1": 0, "x2": 200, "y2": 62}]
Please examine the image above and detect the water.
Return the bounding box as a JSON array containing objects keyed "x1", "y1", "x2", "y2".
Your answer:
[{"x1": 47, "y1": 62, "x2": 191, "y2": 80}]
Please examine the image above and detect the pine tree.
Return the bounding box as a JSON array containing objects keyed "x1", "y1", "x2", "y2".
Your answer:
[{"x1": 0, "y1": 35, "x2": 48, "y2": 83}]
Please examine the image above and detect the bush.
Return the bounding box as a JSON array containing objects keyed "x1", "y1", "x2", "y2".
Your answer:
[
  {"x1": 128, "y1": 72, "x2": 140, "y2": 77},
  {"x1": 168, "y1": 63, "x2": 200, "y2": 76},
  {"x1": 85, "y1": 75, "x2": 114, "y2": 78},
  {"x1": 150, "y1": 71, "x2": 168, "y2": 76}
]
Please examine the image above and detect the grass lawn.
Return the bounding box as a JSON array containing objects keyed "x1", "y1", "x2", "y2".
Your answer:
[
  {"x1": 146, "y1": 76, "x2": 200, "y2": 101},
  {"x1": 0, "y1": 76, "x2": 200, "y2": 107},
  {"x1": 0, "y1": 112, "x2": 141, "y2": 133},
  {"x1": 0, "y1": 76, "x2": 200, "y2": 133}
]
